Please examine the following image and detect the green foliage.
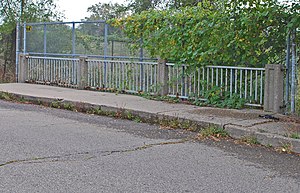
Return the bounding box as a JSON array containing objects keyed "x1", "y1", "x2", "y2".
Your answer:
[
  {"x1": 63, "y1": 103, "x2": 75, "y2": 111},
  {"x1": 126, "y1": 0, "x2": 205, "y2": 13},
  {"x1": 240, "y1": 136, "x2": 260, "y2": 145},
  {"x1": 192, "y1": 86, "x2": 246, "y2": 109},
  {"x1": 87, "y1": 107, "x2": 103, "y2": 115},
  {"x1": 50, "y1": 101, "x2": 61, "y2": 108},
  {"x1": 86, "y1": 2, "x2": 128, "y2": 20},
  {"x1": 0, "y1": 92, "x2": 14, "y2": 101},
  {"x1": 199, "y1": 126, "x2": 229, "y2": 138},
  {"x1": 0, "y1": 0, "x2": 62, "y2": 82},
  {"x1": 111, "y1": 0, "x2": 300, "y2": 67},
  {"x1": 284, "y1": 133, "x2": 300, "y2": 139}
]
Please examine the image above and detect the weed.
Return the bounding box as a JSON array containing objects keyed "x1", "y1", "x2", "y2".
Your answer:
[
  {"x1": 0, "y1": 92, "x2": 14, "y2": 101},
  {"x1": 191, "y1": 86, "x2": 246, "y2": 109},
  {"x1": 266, "y1": 144, "x2": 273, "y2": 148},
  {"x1": 37, "y1": 99, "x2": 42, "y2": 105},
  {"x1": 159, "y1": 118, "x2": 173, "y2": 129},
  {"x1": 180, "y1": 120, "x2": 191, "y2": 130},
  {"x1": 285, "y1": 133, "x2": 300, "y2": 139},
  {"x1": 290, "y1": 133, "x2": 300, "y2": 139},
  {"x1": 63, "y1": 103, "x2": 75, "y2": 111},
  {"x1": 239, "y1": 136, "x2": 260, "y2": 145},
  {"x1": 87, "y1": 107, "x2": 102, "y2": 115},
  {"x1": 50, "y1": 101, "x2": 61, "y2": 109},
  {"x1": 277, "y1": 143, "x2": 293, "y2": 153},
  {"x1": 199, "y1": 126, "x2": 229, "y2": 139},
  {"x1": 125, "y1": 111, "x2": 134, "y2": 120},
  {"x1": 169, "y1": 118, "x2": 181, "y2": 128},
  {"x1": 133, "y1": 117, "x2": 142, "y2": 123}
]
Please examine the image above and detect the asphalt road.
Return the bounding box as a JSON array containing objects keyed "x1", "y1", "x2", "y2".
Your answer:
[{"x1": 0, "y1": 100, "x2": 299, "y2": 193}]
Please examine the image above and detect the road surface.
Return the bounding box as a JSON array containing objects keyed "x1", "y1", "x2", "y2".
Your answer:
[{"x1": 0, "y1": 100, "x2": 299, "y2": 192}]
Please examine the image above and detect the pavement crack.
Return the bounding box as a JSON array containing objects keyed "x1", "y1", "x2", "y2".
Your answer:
[
  {"x1": 0, "y1": 139, "x2": 189, "y2": 167},
  {"x1": 102, "y1": 139, "x2": 189, "y2": 156},
  {"x1": 0, "y1": 152, "x2": 90, "y2": 167}
]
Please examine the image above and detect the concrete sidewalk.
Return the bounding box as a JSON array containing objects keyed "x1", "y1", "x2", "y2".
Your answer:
[{"x1": 1, "y1": 83, "x2": 300, "y2": 153}]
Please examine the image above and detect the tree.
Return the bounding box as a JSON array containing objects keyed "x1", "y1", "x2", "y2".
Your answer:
[
  {"x1": 77, "y1": 2, "x2": 130, "y2": 57},
  {"x1": 126, "y1": 0, "x2": 162, "y2": 13},
  {"x1": 86, "y1": 2, "x2": 128, "y2": 21},
  {"x1": 126, "y1": 0, "x2": 203, "y2": 13},
  {"x1": 111, "y1": 0, "x2": 299, "y2": 67},
  {"x1": 0, "y1": 0, "x2": 61, "y2": 82}
]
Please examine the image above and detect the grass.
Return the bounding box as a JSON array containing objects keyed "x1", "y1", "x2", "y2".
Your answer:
[
  {"x1": 198, "y1": 126, "x2": 229, "y2": 139},
  {"x1": 284, "y1": 132, "x2": 300, "y2": 139},
  {"x1": 290, "y1": 133, "x2": 300, "y2": 139},
  {"x1": 239, "y1": 136, "x2": 260, "y2": 145},
  {"x1": 0, "y1": 92, "x2": 14, "y2": 101}
]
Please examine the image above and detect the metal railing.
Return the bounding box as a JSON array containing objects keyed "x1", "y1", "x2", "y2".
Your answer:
[
  {"x1": 24, "y1": 56, "x2": 265, "y2": 107},
  {"x1": 87, "y1": 59, "x2": 157, "y2": 93},
  {"x1": 27, "y1": 56, "x2": 79, "y2": 87},
  {"x1": 167, "y1": 64, "x2": 265, "y2": 107}
]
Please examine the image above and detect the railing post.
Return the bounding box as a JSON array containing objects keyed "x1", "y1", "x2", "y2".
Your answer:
[
  {"x1": 18, "y1": 54, "x2": 29, "y2": 83},
  {"x1": 264, "y1": 64, "x2": 284, "y2": 113},
  {"x1": 78, "y1": 56, "x2": 88, "y2": 89},
  {"x1": 157, "y1": 59, "x2": 168, "y2": 96}
]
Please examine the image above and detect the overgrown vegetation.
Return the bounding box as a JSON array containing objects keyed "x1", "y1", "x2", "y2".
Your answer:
[
  {"x1": 111, "y1": 0, "x2": 299, "y2": 67},
  {"x1": 140, "y1": 85, "x2": 246, "y2": 109},
  {"x1": 191, "y1": 86, "x2": 246, "y2": 109}
]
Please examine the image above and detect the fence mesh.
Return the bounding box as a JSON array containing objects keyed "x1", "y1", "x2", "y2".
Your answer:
[{"x1": 20, "y1": 21, "x2": 148, "y2": 60}]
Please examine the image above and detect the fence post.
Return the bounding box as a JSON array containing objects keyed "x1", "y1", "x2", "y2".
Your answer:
[
  {"x1": 78, "y1": 56, "x2": 88, "y2": 89},
  {"x1": 264, "y1": 64, "x2": 284, "y2": 113},
  {"x1": 157, "y1": 59, "x2": 168, "y2": 96},
  {"x1": 18, "y1": 54, "x2": 28, "y2": 83}
]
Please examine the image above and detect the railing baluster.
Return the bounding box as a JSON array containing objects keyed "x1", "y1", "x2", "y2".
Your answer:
[
  {"x1": 202, "y1": 67, "x2": 205, "y2": 93},
  {"x1": 193, "y1": 70, "x2": 196, "y2": 95},
  {"x1": 240, "y1": 69, "x2": 243, "y2": 98},
  {"x1": 255, "y1": 70, "x2": 258, "y2": 102},
  {"x1": 212, "y1": 68, "x2": 214, "y2": 86},
  {"x1": 207, "y1": 67, "x2": 209, "y2": 90},
  {"x1": 197, "y1": 68, "x2": 200, "y2": 96},
  {"x1": 235, "y1": 69, "x2": 238, "y2": 93},
  {"x1": 250, "y1": 70, "x2": 253, "y2": 102},
  {"x1": 216, "y1": 68, "x2": 219, "y2": 87},
  {"x1": 220, "y1": 68, "x2": 223, "y2": 88},
  {"x1": 245, "y1": 70, "x2": 248, "y2": 99},
  {"x1": 260, "y1": 70, "x2": 263, "y2": 105},
  {"x1": 225, "y1": 69, "x2": 228, "y2": 92},
  {"x1": 230, "y1": 69, "x2": 233, "y2": 97}
]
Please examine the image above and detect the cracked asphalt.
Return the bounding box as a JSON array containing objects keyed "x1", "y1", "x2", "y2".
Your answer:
[{"x1": 0, "y1": 100, "x2": 299, "y2": 193}]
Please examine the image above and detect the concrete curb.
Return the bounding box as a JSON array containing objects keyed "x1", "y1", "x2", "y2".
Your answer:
[
  {"x1": 1, "y1": 91, "x2": 300, "y2": 154},
  {"x1": 225, "y1": 125, "x2": 300, "y2": 153}
]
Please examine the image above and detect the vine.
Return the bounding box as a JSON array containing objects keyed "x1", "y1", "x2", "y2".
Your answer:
[{"x1": 110, "y1": 0, "x2": 299, "y2": 67}]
